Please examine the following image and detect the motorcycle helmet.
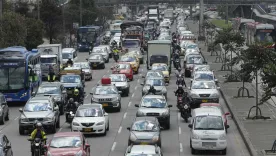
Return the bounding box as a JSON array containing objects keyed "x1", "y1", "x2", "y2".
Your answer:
[
  {"x1": 69, "y1": 98, "x2": 74, "y2": 103},
  {"x1": 36, "y1": 122, "x2": 42, "y2": 128},
  {"x1": 74, "y1": 89, "x2": 79, "y2": 96},
  {"x1": 173, "y1": 39, "x2": 177, "y2": 43}
]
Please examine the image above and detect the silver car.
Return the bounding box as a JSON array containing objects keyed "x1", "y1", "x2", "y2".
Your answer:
[
  {"x1": 142, "y1": 70, "x2": 165, "y2": 83},
  {"x1": 98, "y1": 45, "x2": 113, "y2": 58},
  {"x1": 90, "y1": 47, "x2": 109, "y2": 63},
  {"x1": 141, "y1": 78, "x2": 167, "y2": 98},
  {"x1": 125, "y1": 145, "x2": 162, "y2": 156},
  {"x1": 90, "y1": 85, "x2": 122, "y2": 112},
  {"x1": 191, "y1": 64, "x2": 211, "y2": 78},
  {"x1": 108, "y1": 74, "x2": 130, "y2": 96},
  {"x1": 73, "y1": 62, "x2": 93, "y2": 80},
  {"x1": 18, "y1": 96, "x2": 60, "y2": 135},
  {"x1": 135, "y1": 95, "x2": 172, "y2": 129},
  {"x1": 189, "y1": 80, "x2": 220, "y2": 108},
  {"x1": 184, "y1": 54, "x2": 205, "y2": 77},
  {"x1": 191, "y1": 71, "x2": 217, "y2": 83}
]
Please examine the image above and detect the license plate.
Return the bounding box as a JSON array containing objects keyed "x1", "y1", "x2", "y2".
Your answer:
[
  {"x1": 6, "y1": 98, "x2": 12, "y2": 101},
  {"x1": 202, "y1": 100, "x2": 208, "y2": 102},
  {"x1": 93, "y1": 64, "x2": 97, "y2": 67},
  {"x1": 103, "y1": 103, "x2": 108, "y2": 107},
  {"x1": 140, "y1": 142, "x2": 148, "y2": 145},
  {"x1": 83, "y1": 128, "x2": 92, "y2": 132}
]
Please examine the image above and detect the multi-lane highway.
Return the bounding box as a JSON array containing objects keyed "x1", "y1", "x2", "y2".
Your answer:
[{"x1": 0, "y1": 23, "x2": 251, "y2": 156}]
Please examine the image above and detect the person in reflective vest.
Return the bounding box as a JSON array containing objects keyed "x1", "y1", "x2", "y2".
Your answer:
[
  {"x1": 47, "y1": 67, "x2": 55, "y2": 82},
  {"x1": 73, "y1": 88, "x2": 80, "y2": 102}
]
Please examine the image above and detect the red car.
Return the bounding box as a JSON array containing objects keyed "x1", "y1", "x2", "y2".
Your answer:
[
  {"x1": 45, "y1": 132, "x2": 90, "y2": 156},
  {"x1": 200, "y1": 103, "x2": 230, "y2": 131},
  {"x1": 111, "y1": 62, "x2": 134, "y2": 81}
]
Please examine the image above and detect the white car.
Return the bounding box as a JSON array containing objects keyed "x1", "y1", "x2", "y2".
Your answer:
[{"x1": 71, "y1": 104, "x2": 109, "y2": 135}]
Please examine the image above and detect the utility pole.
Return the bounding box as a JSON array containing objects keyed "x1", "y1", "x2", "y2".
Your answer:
[
  {"x1": 199, "y1": 0, "x2": 204, "y2": 38},
  {"x1": 225, "y1": 4, "x2": 229, "y2": 24},
  {"x1": 62, "y1": 0, "x2": 66, "y2": 47},
  {"x1": 79, "y1": 0, "x2": 82, "y2": 26},
  {"x1": 37, "y1": 0, "x2": 40, "y2": 20}
]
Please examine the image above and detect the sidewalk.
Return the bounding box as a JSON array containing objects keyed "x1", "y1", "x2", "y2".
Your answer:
[{"x1": 187, "y1": 21, "x2": 276, "y2": 156}]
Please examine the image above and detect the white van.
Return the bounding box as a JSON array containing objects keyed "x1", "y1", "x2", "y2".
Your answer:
[
  {"x1": 189, "y1": 107, "x2": 229, "y2": 155},
  {"x1": 62, "y1": 48, "x2": 77, "y2": 64}
]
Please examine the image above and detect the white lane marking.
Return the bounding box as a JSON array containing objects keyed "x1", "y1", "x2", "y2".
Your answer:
[
  {"x1": 137, "y1": 79, "x2": 140, "y2": 83},
  {"x1": 128, "y1": 102, "x2": 132, "y2": 107},
  {"x1": 118, "y1": 126, "x2": 122, "y2": 134},
  {"x1": 85, "y1": 94, "x2": 89, "y2": 99},
  {"x1": 123, "y1": 112, "x2": 127, "y2": 119},
  {"x1": 178, "y1": 112, "x2": 180, "y2": 121},
  {"x1": 111, "y1": 142, "x2": 117, "y2": 151},
  {"x1": 14, "y1": 116, "x2": 19, "y2": 120},
  {"x1": 135, "y1": 86, "x2": 137, "y2": 90},
  {"x1": 179, "y1": 127, "x2": 182, "y2": 134},
  {"x1": 132, "y1": 93, "x2": 135, "y2": 98},
  {"x1": 180, "y1": 143, "x2": 183, "y2": 152},
  {"x1": 58, "y1": 128, "x2": 62, "y2": 132}
]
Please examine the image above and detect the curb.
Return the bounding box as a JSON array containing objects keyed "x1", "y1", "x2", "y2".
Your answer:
[{"x1": 218, "y1": 86, "x2": 258, "y2": 156}]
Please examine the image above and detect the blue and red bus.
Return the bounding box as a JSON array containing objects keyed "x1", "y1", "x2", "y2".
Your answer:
[{"x1": 0, "y1": 46, "x2": 42, "y2": 102}]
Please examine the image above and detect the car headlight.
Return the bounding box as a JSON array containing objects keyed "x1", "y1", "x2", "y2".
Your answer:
[
  {"x1": 72, "y1": 122, "x2": 80, "y2": 126},
  {"x1": 130, "y1": 134, "x2": 137, "y2": 141},
  {"x1": 100, "y1": 61, "x2": 104, "y2": 63},
  {"x1": 75, "y1": 150, "x2": 83, "y2": 156},
  {"x1": 219, "y1": 134, "x2": 226, "y2": 140},
  {"x1": 113, "y1": 97, "x2": 119, "y2": 101},
  {"x1": 44, "y1": 116, "x2": 54, "y2": 122},
  {"x1": 96, "y1": 121, "x2": 105, "y2": 126},
  {"x1": 152, "y1": 135, "x2": 159, "y2": 142},
  {"x1": 47, "y1": 151, "x2": 52, "y2": 156},
  {"x1": 210, "y1": 93, "x2": 219, "y2": 97},
  {"x1": 192, "y1": 133, "x2": 199, "y2": 140},
  {"x1": 20, "y1": 118, "x2": 28, "y2": 122},
  {"x1": 21, "y1": 92, "x2": 27, "y2": 98},
  {"x1": 137, "y1": 111, "x2": 144, "y2": 116},
  {"x1": 162, "y1": 110, "x2": 169, "y2": 116},
  {"x1": 91, "y1": 97, "x2": 99, "y2": 102}
]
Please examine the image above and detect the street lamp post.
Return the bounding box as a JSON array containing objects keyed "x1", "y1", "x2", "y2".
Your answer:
[{"x1": 79, "y1": 0, "x2": 82, "y2": 26}]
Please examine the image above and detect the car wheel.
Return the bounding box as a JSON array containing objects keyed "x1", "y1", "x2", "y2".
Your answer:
[
  {"x1": 221, "y1": 148, "x2": 227, "y2": 155},
  {"x1": 0, "y1": 115, "x2": 5, "y2": 125},
  {"x1": 102, "y1": 64, "x2": 105, "y2": 69},
  {"x1": 158, "y1": 140, "x2": 162, "y2": 147},
  {"x1": 107, "y1": 121, "x2": 109, "y2": 131},
  {"x1": 116, "y1": 103, "x2": 121, "y2": 112},
  {"x1": 103, "y1": 126, "x2": 107, "y2": 136},
  {"x1": 191, "y1": 147, "x2": 196, "y2": 155},
  {"x1": 60, "y1": 105, "x2": 64, "y2": 115},
  {"x1": 90, "y1": 75, "x2": 92, "y2": 81},
  {"x1": 166, "y1": 122, "x2": 170, "y2": 130},
  {"x1": 19, "y1": 127, "x2": 24, "y2": 135},
  {"x1": 5, "y1": 111, "x2": 9, "y2": 121}
]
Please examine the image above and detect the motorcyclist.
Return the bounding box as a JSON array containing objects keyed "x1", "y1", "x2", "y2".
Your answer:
[
  {"x1": 147, "y1": 85, "x2": 156, "y2": 95},
  {"x1": 111, "y1": 40, "x2": 117, "y2": 48},
  {"x1": 175, "y1": 85, "x2": 185, "y2": 96},
  {"x1": 29, "y1": 123, "x2": 47, "y2": 154},
  {"x1": 176, "y1": 73, "x2": 186, "y2": 87},
  {"x1": 67, "y1": 58, "x2": 73, "y2": 67},
  {"x1": 73, "y1": 88, "x2": 81, "y2": 103},
  {"x1": 66, "y1": 98, "x2": 78, "y2": 111},
  {"x1": 47, "y1": 67, "x2": 55, "y2": 82}
]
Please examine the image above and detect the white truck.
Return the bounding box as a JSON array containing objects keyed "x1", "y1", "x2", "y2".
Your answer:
[
  {"x1": 37, "y1": 44, "x2": 62, "y2": 80},
  {"x1": 148, "y1": 5, "x2": 159, "y2": 23},
  {"x1": 146, "y1": 40, "x2": 172, "y2": 73}
]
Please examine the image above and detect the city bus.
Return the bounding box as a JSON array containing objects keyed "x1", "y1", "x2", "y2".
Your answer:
[
  {"x1": 0, "y1": 46, "x2": 42, "y2": 102},
  {"x1": 77, "y1": 26, "x2": 102, "y2": 52}
]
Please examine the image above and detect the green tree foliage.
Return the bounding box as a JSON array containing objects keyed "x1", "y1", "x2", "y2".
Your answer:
[
  {"x1": 15, "y1": 1, "x2": 30, "y2": 17},
  {"x1": 40, "y1": 0, "x2": 62, "y2": 43},
  {"x1": 25, "y1": 18, "x2": 44, "y2": 50},
  {"x1": 0, "y1": 11, "x2": 27, "y2": 47}
]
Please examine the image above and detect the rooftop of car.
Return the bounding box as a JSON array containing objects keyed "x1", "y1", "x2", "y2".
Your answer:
[
  {"x1": 53, "y1": 132, "x2": 82, "y2": 137},
  {"x1": 193, "y1": 107, "x2": 222, "y2": 116},
  {"x1": 40, "y1": 82, "x2": 62, "y2": 87},
  {"x1": 129, "y1": 145, "x2": 157, "y2": 154}
]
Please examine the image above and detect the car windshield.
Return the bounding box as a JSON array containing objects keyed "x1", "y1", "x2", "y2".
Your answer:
[
  {"x1": 194, "y1": 73, "x2": 214, "y2": 81},
  {"x1": 73, "y1": 63, "x2": 89, "y2": 69},
  {"x1": 24, "y1": 102, "x2": 52, "y2": 112},
  {"x1": 92, "y1": 49, "x2": 105, "y2": 53},
  {"x1": 89, "y1": 55, "x2": 102, "y2": 60},
  {"x1": 187, "y1": 44, "x2": 198, "y2": 49},
  {"x1": 41, "y1": 57, "x2": 57, "y2": 64},
  {"x1": 120, "y1": 57, "x2": 135, "y2": 62},
  {"x1": 187, "y1": 56, "x2": 203, "y2": 64},
  {"x1": 76, "y1": 108, "x2": 103, "y2": 117},
  {"x1": 146, "y1": 72, "x2": 163, "y2": 78},
  {"x1": 62, "y1": 53, "x2": 73, "y2": 59},
  {"x1": 0, "y1": 66, "x2": 25, "y2": 91},
  {"x1": 50, "y1": 136, "x2": 82, "y2": 148},
  {"x1": 115, "y1": 64, "x2": 130, "y2": 69},
  {"x1": 109, "y1": 75, "x2": 126, "y2": 82},
  {"x1": 141, "y1": 97, "x2": 167, "y2": 108},
  {"x1": 194, "y1": 116, "x2": 224, "y2": 130},
  {"x1": 60, "y1": 75, "x2": 81, "y2": 83},
  {"x1": 37, "y1": 86, "x2": 60, "y2": 94},
  {"x1": 195, "y1": 66, "x2": 210, "y2": 71},
  {"x1": 95, "y1": 86, "x2": 117, "y2": 94},
  {"x1": 132, "y1": 120, "x2": 159, "y2": 131},
  {"x1": 152, "y1": 65, "x2": 167, "y2": 71},
  {"x1": 145, "y1": 79, "x2": 164, "y2": 86},
  {"x1": 192, "y1": 81, "x2": 216, "y2": 89}
]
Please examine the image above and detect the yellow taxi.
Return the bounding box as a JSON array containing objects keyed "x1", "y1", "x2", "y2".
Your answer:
[
  {"x1": 151, "y1": 63, "x2": 170, "y2": 83},
  {"x1": 119, "y1": 55, "x2": 140, "y2": 74},
  {"x1": 127, "y1": 51, "x2": 144, "y2": 64}
]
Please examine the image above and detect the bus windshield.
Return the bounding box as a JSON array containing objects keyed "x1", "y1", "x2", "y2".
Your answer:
[
  {"x1": 41, "y1": 57, "x2": 57, "y2": 64},
  {"x1": 0, "y1": 66, "x2": 25, "y2": 91},
  {"x1": 77, "y1": 28, "x2": 96, "y2": 43},
  {"x1": 256, "y1": 29, "x2": 274, "y2": 42}
]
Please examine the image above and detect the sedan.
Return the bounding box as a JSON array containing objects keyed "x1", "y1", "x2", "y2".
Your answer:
[
  {"x1": 111, "y1": 63, "x2": 134, "y2": 81},
  {"x1": 189, "y1": 80, "x2": 220, "y2": 108},
  {"x1": 128, "y1": 50, "x2": 144, "y2": 64},
  {"x1": 141, "y1": 78, "x2": 167, "y2": 98},
  {"x1": 71, "y1": 104, "x2": 109, "y2": 135},
  {"x1": 45, "y1": 132, "x2": 90, "y2": 156},
  {"x1": 125, "y1": 145, "x2": 162, "y2": 156},
  {"x1": 119, "y1": 55, "x2": 140, "y2": 74},
  {"x1": 87, "y1": 54, "x2": 105, "y2": 69},
  {"x1": 98, "y1": 45, "x2": 112, "y2": 58},
  {"x1": 191, "y1": 64, "x2": 211, "y2": 78},
  {"x1": 73, "y1": 62, "x2": 93, "y2": 80},
  {"x1": 151, "y1": 63, "x2": 170, "y2": 83},
  {"x1": 109, "y1": 74, "x2": 130, "y2": 96},
  {"x1": 184, "y1": 54, "x2": 205, "y2": 77},
  {"x1": 135, "y1": 95, "x2": 172, "y2": 129},
  {"x1": 191, "y1": 71, "x2": 217, "y2": 83},
  {"x1": 90, "y1": 47, "x2": 109, "y2": 63},
  {"x1": 127, "y1": 117, "x2": 161, "y2": 146},
  {"x1": 142, "y1": 70, "x2": 165, "y2": 83}
]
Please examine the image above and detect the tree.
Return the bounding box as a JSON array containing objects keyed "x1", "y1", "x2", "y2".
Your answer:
[
  {"x1": 0, "y1": 11, "x2": 27, "y2": 47},
  {"x1": 40, "y1": 0, "x2": 62, "y2": 43},
  {"x1": 15, "y1": 1, "x2": 30, "y2": 17},
  {"x1": 214, "y1": 27, "x2": 244, "y2": 81},
  {"x1": 231, "y1": 43, "x2": 276, "y2": 119},
  {"x1": 25, "y1": 18, "x2": 44, "y2": 50}
]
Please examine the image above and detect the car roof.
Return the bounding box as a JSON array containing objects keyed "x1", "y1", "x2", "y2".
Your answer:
[
  {"x1": 62, "y1": 48, "x2": 75, "y2": 53},
  {"x1": 193, "y1": 107, "x2": 222, "y2": 116},
  {"x1": 109, "y1": 74, "x2": 126, "y2": 77},
  {"x1": 152, "y1": 63, "x2": 167, "y2": 67},
  {"x1": 40, "y1": 82, "x2": 61, "y2": 87},
  {"x1": 30, "y1": 96, "x2": 52, "y2": 101},
  {"x1": 129, "y1": 145, "x2": 157, "y2": 154},
  {"x1": 78, "y1": 104, "x2": 102, "y2": 110},
  {"x1": 53, "y1": 132, "x2": 82, "y2": 137},
  {"x1": 146, "y1": 77, "x2": 164, "y2": 80}
]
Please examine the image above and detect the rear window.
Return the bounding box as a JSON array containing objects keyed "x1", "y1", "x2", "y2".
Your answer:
[{"x1": 150, "y1": 55, "x2": 168, "y2": 65}]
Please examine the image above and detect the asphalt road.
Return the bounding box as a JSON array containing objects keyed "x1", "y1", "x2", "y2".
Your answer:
[{"x1": 0, "y1": 24, "x2": 250, "y2": 156}]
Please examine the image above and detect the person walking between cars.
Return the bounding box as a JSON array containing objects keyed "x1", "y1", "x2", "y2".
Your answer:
[{"x1": 47, "y1": 67, "x2": 55, "y2": 82}]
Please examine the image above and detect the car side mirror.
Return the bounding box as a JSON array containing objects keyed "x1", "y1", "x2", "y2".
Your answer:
[
  {"x1": 54, "y1": 107, "x2": 59, "y2": 111},
  {"x1": 217, "y1": 87, "x2": 220, "y2": 89},
  {"x1": 127, "y1": 127, "x2": 130, "y2": 130},
  {"x1": 188, "y1": 124, "x2": 193, "y2": 128},
  {"x1": 203, "y1": 61, "x2": 207, "y2": 64},
  {"x1": 134, "y1": 104, "x2": 139, "y2": 107},
  {"x1": 31, "y1": 91, "x2": 36, "y2": 96},
  {"x1": 85, "y1": 144, "x2": 90, "y2": 149},
  {"x1": 62, "y1": 90, "x2": 67, "y2": 94},
  {"x1": 118, "y1": 91, "x2": 122, "y2": 94},
  {"x1": 225, "y1": 125, "x2": 230, "y2": 129},
  {"x1": 19, "y1": 108, "x2": 23, "y2": 113},
  {"x1": 168, "y1": 105, "x2": 172, "y2": 107},
  {"x1": 225, "y1": 112, "x2": 230, "y2": 115}
]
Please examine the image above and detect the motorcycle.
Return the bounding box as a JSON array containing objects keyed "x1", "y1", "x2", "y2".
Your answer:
[
  {"x1": 28, "y1": 138, "x2": 47, "y2": 156},
  {"x1": 65, "y1": 110, "x2": 75, "y2": 123},
  {"x1": 113, "y1": 52, "x2": 119, "y2": 62},
  {"x1": 176, "y1": 75, "x2": 185, "y2": 86},
  {"x1": 102, "y1": 38, "x2": 109, "y2": 45},
  {"x1": 180, "y1": 102, "x2": 191, "y2": 123},
  {"x1": 175, "y1": 58, "x2": 181, "y2": 70}
]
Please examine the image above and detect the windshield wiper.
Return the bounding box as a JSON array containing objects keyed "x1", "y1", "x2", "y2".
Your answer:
[
  {"x1": 194, "y1": 128, "x2": 206, "y2": 130},
  {"x1": 50, "y1": 146, "x2": 58, "y2": 148},
  {"x1": 145, "y1": 106, "x2": 162, "y2": 108}
]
